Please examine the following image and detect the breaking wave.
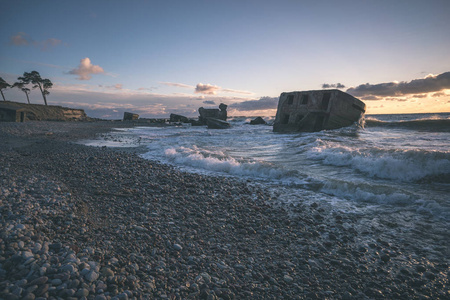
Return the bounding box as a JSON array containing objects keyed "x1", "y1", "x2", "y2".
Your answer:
[{"x1": 307, "y1": 143, "x2": 450, "y2": 183}]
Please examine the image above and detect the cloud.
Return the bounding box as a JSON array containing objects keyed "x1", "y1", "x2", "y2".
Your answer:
[
  {"x1": 346, "y1": 72, "x2": 450, "y2": 97},
  {"x1": 195, "y1": 83, "x2": 221, "y2": 95},
  {"x1": 221, "y1": 88, "x2": 253, "y2": 95},
  {"x1": 203, "y1": 100, "x2": 216, "y2": 105},
  {"x1": 10, "y1": 32, "x2": 29, "y2": 46},
  {"x1": 9, "y1": 32, "x2": 63, "y2": 50},
  {"x1": 230, "y1": 96, "x2": 278, "y2": 111},
  {"x1": 322, "y1": 83, "x2": 345, "y2": 89},
  {"x1": 111, "y1": 84, "x2": 123, "y2": 90},
  {"x1": 160, "y1": 82, "x2": 194, "y2": 89},
  {"x1": 41, "y1": 38, "x2": 62, "y2": 50},
  {"x1": 68, "y1": 58, "x2": 105, "y2": 80},
  {"x1": 432, "y1": 92, "x2": 446, "y2": 97}
]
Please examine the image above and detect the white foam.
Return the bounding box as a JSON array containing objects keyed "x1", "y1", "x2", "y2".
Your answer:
[
  {"x1": 308, "y1": 143, "x2": 450, "y2": 182},
  {"x1": 161, "y1": 146, "x2": 295, "y2": 180}
]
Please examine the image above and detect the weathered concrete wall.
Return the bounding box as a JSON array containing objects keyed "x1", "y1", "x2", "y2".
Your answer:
[
  {"x1": 0, "y1": 101, "x2": 88, "y2": 122},
  {"x1": 273, "y1": 90, "x2": 365, "y2": 132}
]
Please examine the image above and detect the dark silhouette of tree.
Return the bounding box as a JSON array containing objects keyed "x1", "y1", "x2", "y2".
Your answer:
[
  {"x1": 18, "y1": 71, "x2": 53, "y2": 105},
  {"x1": 13, "y1": 81, "x2": 32, "y2": 104},
  {"x1": 0, "y1": 77, "x2": 11, "y2": 101}
]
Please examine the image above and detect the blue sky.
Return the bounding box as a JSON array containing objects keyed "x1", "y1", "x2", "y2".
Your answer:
[{"x1": 1, "y1": 0, "x2": 449, "y2": 118}]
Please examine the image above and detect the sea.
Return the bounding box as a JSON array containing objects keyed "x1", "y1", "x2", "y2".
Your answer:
[{"x1": 82, "y1": 113, "x2": 450, "y2": 225}]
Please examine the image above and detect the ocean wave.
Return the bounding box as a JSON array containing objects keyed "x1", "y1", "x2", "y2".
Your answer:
[
  {"x1": 364, "y1": 115, "x2": 450, "y2": 132},
  {"x1": 144, "y1": 146, "x2": 303, "y2": 182},
  {"x1": 307, "y1": 144, "x2": 450, "y2": 182}
]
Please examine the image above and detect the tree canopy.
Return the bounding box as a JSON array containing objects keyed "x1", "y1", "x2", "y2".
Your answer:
[
  {"x1": 18, "y1": 71, "x2": 53, "y2": 105},
  {"x1": 0, "y1": 77, "x2": 11, "y2": 101}
]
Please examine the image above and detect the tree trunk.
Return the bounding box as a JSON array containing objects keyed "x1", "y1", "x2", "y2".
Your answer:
[
  {"x1": 0, "y1": 90, "x2": 5, "y2": 101},
  {"x1": 37, "y1": 84, "x2": 47, "y2": 105},
  {"x1": 25, "y1": 92, "x2": 30, "y2": 104}
]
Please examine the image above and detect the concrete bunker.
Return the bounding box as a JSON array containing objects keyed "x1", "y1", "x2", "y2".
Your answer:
[{"x1": 273, "y1": 89, "x2": 366, "y2": 132}]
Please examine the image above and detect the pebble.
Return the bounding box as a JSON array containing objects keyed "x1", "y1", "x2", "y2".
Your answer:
[
  {"x1": 0, "y1": 122, "x2": 447, "y2": 300},
  {"x1": 173, "y1": 243, "x2": 183, "y2": 251}
]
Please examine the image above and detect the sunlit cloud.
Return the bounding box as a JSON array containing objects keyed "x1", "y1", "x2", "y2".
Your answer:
[
  {"x1": 160, "y1": 82, "x2": 194, "y2": 89},
  {"x1": 221, "y1": 88, "x2": 253, "y2": 95},
  {"x1": 432, "y1": 92, "x2": 446, "y2": 97},
  {"x1": 195, "y1": 83, "x2": 220, "y2": 95},
  {"x1": 110, "y1": 84, "x2": 123, "y2": 90},
  {"x1": 68, "y1": 58, "x2": 105, "y2": 80}
]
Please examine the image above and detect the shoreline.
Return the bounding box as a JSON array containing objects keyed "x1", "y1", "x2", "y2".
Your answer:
[{"x1": 1, "y1": 121, "x2": 448, "y2": 299}]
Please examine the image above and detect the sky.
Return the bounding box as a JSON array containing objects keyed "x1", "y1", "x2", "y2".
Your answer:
[{"x1": 1, "y1": 0, "x2": 449, "y2": 119}]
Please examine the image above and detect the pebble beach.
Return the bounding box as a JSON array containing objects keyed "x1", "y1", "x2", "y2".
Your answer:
[{"x1": 0, "y1": 121, "x2": 448, "y2": 299}]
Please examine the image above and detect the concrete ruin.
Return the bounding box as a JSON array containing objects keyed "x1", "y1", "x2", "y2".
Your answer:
[
  {"x1": 0, "y1": 101, "x2": 88, "y2": 122},
  {"x1": 198, "y1": 103, "x2": 228, "y2": 125},
  {"x1": 273, "y1": 90, "x2": 366, "y2": 133},
  {"x1": 0, "y1": 103, "x2": 27, "y2": 122},
  {"x1": 123, "y1": 112, "x2": 139, "y2": 121}
]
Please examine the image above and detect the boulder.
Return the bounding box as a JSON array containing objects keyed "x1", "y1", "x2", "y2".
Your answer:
[
  {"x1": 170, "y1": 113, "x2": 189, "y2": 123},
  {"x1": 250, "y1": 117, "x2": 266, "y2": 125}
]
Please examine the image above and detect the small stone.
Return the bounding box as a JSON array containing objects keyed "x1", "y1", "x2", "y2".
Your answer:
[
  {"x1": 283, "y1": 275, "x2": 294, "y2": 283},
  {"x1": 76, "y1": 288, "x2": 89, "y2": 297},
  {"x1": 85, "y1": 270, "x2": 99, "y2": 282},
  {"x1": 21, "y1": 292, "x2": 35, "y2": 300},
  {"x1": 29, "y1": 276, "x2": 48, "y2": 286},
  {"x1": 416, "y1": 265, "x2": 426, "y2": 273},
  {"x1": 16, "y1": 224, "x2": 26, "y2": 230},
  {"x1": 51, "y1": 279, "x2": 62, "y2": 286},
  {"x1": 61, "y1": 264, "x2": 76, "y2": 273},
  {"x1": 381, "y1": 254, "x2": 390, "y2": 263},
  {"x1": 173, "y1": 244, "x2": 183, "y2": 251},
  {"x1": 102, "y1": 267, "x2": 114, "y2": 277}
]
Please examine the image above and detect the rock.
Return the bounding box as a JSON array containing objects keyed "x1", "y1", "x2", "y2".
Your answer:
[
  {"x1": 76, "y1": 288, "x2": 89, "y2": 297},
  {"x1": 29, "y1": 276, "x2": 48, "y2": 286},
  {"x1": 283, "y1": 275, "x2": 294, "y2": 283},
  {"x1": 170, "y1": 114, "x2": 190, "y2": 123},
  {"x1": 85, "y1": 270, "x2": 99, "y2": 282},
  {"x1": 173, "y1": 244, "x2": 183, "y2": 251},
  {"x1": 22, "y1": 251, "x2": 33, "y2": 259},
  {"x1": 250, "y1": 117, "x2": 266, "y2": 125},
  {"x1": 51, "y1": 278, "x2": 62, "y2": 286},
  {"x1": 101, "y1": 267, "x2": 114, "y2": 277}
]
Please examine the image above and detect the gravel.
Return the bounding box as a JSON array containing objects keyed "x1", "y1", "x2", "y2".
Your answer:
[{"x1": 0, "y1": 121, "x2": 448, "y2": 299}]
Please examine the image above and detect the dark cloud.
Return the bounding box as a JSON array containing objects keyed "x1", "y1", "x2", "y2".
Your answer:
[
  {"x1": 322, "y1": 83, "x2": 345, "y2": 89},
  {"x1": 203, "y1": 100, "x2": 216, "y2": 105},
  {"x1": 346, "y1": 72, "x2": 450, "y2": 97},
  {"x1": 230, "y1": 97, "x2": 278, "y2": 111}
]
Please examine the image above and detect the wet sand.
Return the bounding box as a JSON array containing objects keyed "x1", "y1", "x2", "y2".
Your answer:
[{"x1": 0, "y1": 121, "x2": 448, "y2": 299}]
